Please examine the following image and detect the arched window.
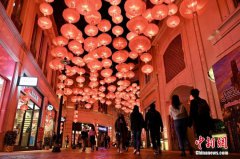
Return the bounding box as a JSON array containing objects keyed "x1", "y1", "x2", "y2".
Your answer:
[{"x1": 163, "y1": 35, "x2": 186, "y2": 83}]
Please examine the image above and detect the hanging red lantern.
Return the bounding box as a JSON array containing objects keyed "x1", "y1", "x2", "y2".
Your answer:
[
  {"x1": 126, "y1": 32, "x2": 138, "y2": 41},
  {"x1": 140, "y1": 53, "x2": 152, "y2": 63},
  {"x1": 151, "y1": 4, "x2": 169, "y2": 20},
  {"x1": 93, "y1": 0, "x2": 102, "y2": 10},
  {"x1": 101, "y1": 68, "x2": 113, "y2": 78},
  {"x1": 64, "y1": 0, "x2": 80, "y2": 8},
  {"x1": 109, "y1": 0, "x2": 121, "y2": 5},
  {"x1": 143, "y1": 23, "x2": 159, "y2": 38},
  {"x1": 52, "y1": 36, "x2": 68, "y2": 46},
  {"x1": 38, "y1": 16, "x2": 52, "y2": 29},
  {"x1": 112, "y1": 26, "x2": 124, "y2": 37},
  {"x1": 64, "y1": 88, "x2": 73, "y2": 96},
  {"x1": 112, "y1": 50, "x2": 129, "y2": 63},
  {"x1": 76, "y1": 0, "x2": 94, "y2": 15},
  {"x1": 128, "y1": 63, "x2": 135, "y2": 70},
  {"x1": 68, "y1": 40, "x2": 82, "y2": 54},
  {"x1": 45, "y1": 0, "x2": 54, "y2": 3},
  {"x1": 141, "y1": 64, "x2": 153, "y2": 74},
  {"x1": 97, "y1": 46, "x2": 112, "y2": 59},
  {"x1": 60, "y1": 23, "x2": 78, "y2": 39},
  {"x1": 20, "y1": 104, "x2": 28, "y2": 111},
  {"x1": 116, "y1": 63, "x2": 130, "y2": 73},
  {"x1": 72, "y1": 57, "x2": 85, "y2": 67},
  {"x1": 112, "y1": 15, "x2": 123, "y2": 24},
  {"x1": 58, "y1": 74, "x2": 67, "y2": 81},
  {"x1": 84, "y1": 11, "x2": 101, "y2": 25},
  {"x1": 129, "y1": 36, "x2": 151, "y2": 53},
  {"x1": 168, "y1": 3, "x2": 178, "y2": 15},
  {"x1": 39, "y1": 2, "x2": 53, "y2": 16},
  {"x1": 150, "y1": 0, "x2": 164, "y2": 4},
  {"x1": 142, "y1": 9, "x2": 153, "y2": 22},
  {"x1": 98, "y1": 19, "x2": 111, "y2": 32},
  {"x1": 84, "y1": 37, "x2": 98, "y2": 51},
  {"x1": 63, "y1": 8, "x2": 80, "y2": 23},
  {"x1": 85, "y1": 103, "x2": 92, "y2": 109},
  {"x1": 102, "y1": 59, "x2": 112, "y2": 68},
  {"x1": 51, "y1": 46, "x2": 67, "y2": 58},
  {"x1": 127, "y1": 71, "x2": 135, "y2": 78},
  {"x1": 83, "y1": 54, "x2": 95, "y2": 63},
  {"x1": 166, "y1": 15, "x2": 180, "y2": 28},
  {"x1": 124, "y1": 0, "x2": 146, "y2": 17},
  {"x1": 97, "y1": 33, "x2": 112, "y2": 46},
  {"x1": 76, "y1": 76, "x2": 85, "y2": 83},
  {"x1": 65, "y1": 78, "x2": 74, "y2": 86},
  {"x1": 126, "y1": 16, "x2": 148, "y2": 34},
  {"x1": 112, "y1": 37, "x2": 127, "y2": 50},
  {"x1": 56, "y1": 89, "x2": 63, "y2": 96},
  {"x1": 87, "y1": 60, "x2": 103, "y2": 71},
  {"x1": 108, "y1": 5, "x2": 121, "y2": 17},
  {"x1": 84, "y1": 24, "x2": 99, "y2": 36},
  {"x1": 164, "y1": 0, "x2": 175, "y2": 3},
  {"x1": 57, "y1": 83, "x2": 65, "y2": 89}
]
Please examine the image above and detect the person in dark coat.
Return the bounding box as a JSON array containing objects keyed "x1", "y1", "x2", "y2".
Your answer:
[
  {"x1": 130, "y1": 105, "x2": 145, "y2": 155},
  {"x1": 188, "y1": 89, "x2": 213, "y2": 150},
  {"x1": 145, "y1": 103, "x2": 163, "y2": 155},
  {"x1": 115, "y1": 113, "x2": 127, "y2": 153}
]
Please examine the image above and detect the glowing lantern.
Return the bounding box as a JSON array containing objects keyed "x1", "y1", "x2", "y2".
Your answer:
[
  {"x1": 87, "y1": 60, "x2": 103, "y2": 71},
  {"x1": 38, "y1": 17, "x2": 52, "y2": 29},
  {"x1": 126, "y1": 32, "x2": 137, "y2": 41},
  {"x1": 84, "y1": 11, "x2": 101, "y2": 25},
  {"x1": 112, "y1": 50, "x2": 129, "y2": 63},
  {"x1": 76, "y1": 0, "x2": 94, "y2": 15},
  {"x1": 52, "y1": 36, "x2": 68, "y2": 46},
  {"x1": 97, "y1": 33, "x2": 112, "y2": 46},
  {"x1": 84, "y1": 37, "x2": 98, "y2": 51},
  {"x1": 65, "y1": 79, "x2": 74, "y2": 86},
  {"x1": 108, "y1": 5, "x2": 121, "y2": 17},
  {"x1": 112, "y1": 26, "x2": 124, "y2": 37},
  {"x1": 98, "y1": 19, "x2": 111, "y2": 32},
  {"x1": 76, "y1": 76, "x2": 85, "y2": 83},
  {"x1": 83, "y1": 54, "x2": 95, "y2": 63},
  {"x1": 127, "y1": 71, "x2": 135, "y2": 78},
  {"x1": 141, "y1": 64, "x2": 153, "y2": 74},
  {"x1": 166, "y1": 15, "x2": 180, "y2": 28},
  {"x1": 112, "y1": 15, "x2": 123, "y2": 24},
  {"x1": 60, "y1": 23, "x2": 78, "y2": 39},
  {"x1": 109, "y1": 0, "x2": 121, "y2": 5},
  {"x1": 116, "y1": 72, "x2": 123, "y2": 78},
  {"x1": 102, "y1": 59, "x2": 112, "y2": 68},
  {"x1": 51, "y1": 46, "x2": 67, "y2": 58},
  {"x1": 104, "y1": 76, "x2": 116, "y2": 83},
  {"x1": 142, "y1": 9, "x2": 153, "y2": 22},
  {"x1": 150, "y1": 0, "x2": 164, "y2": 4},
  {"x1": 97, "y1": 46, "x2": 112, "y2": 58},
  {"x1": 20, "y1": 104, "x2": 28, "y2": 111},
  {"x1": 63, "y1": 8, "x2": 80, "y2": 23},
  {"x1": 113, "y1": 37, "x2": 127, "y2": 50},
  {"x1": 126, "y1": 16, "x2": 148, "y2": 34},
  {"x1": 84, "y1": 24, "x2": 99, "y2": 36},
  {"x1": 58, "y1": 74, "x2": 67, "y2": 81},
  {"x1": 143, "y1": 23, "x2": 159, "y2": 38},
  {"x1": 45, "y1": 0, "x2": 54, "y2": 3},
  {"x1": 140, "y1": 53, "x2": 152, "y2": 63},
  {"x1": 124, "y1": 0, "x2": 146, "y2": 17},
  {"x1": 151, "y1": 4, "x2": 169, "y2": 20},
  {"x1": 76, "y1": 34, "x2": 85, "y2": 44},
  {"x1": 56, "y1": 90, "x2": 63, "y2": 96},
  {"x1": 57, "y1": 83, "x2": 65, "y2": 89},
  {"x1": 164, "y1": 0, "x2": 175, "y2": 3},
  {"x1": 128, "y1": 63, "x2": 135, "y2": 70},
  {"x1": 116, "y1": 63, "x2": 130, "y2": 73},
  {"x1": 89, "y1": 81, "x2": 99, "y2": 88},
  {"x1": 49, "y1": 58, "x2": 64, "y2": 70},
  {"x1": 85, "y1": 103, "x2": 92, "y2": 109},
  {"x1": 39, "y1": 2, "x2": 53, "y2": 16},
  {"x1": 129, "y1": 36, "x2": 151, "y2": 53},
  {"x1": 129, "y1": 51, "x2": 138, "y2": 59},
  {"x1": 72, "y1": 57, "x2": 85, "y2": 67},
  {"x1": 64, "y1": 88, "x2": 73, "y2": 95},
  {"x1": 68, "y1": 40, "x2": 82, "y2": 54},
  {"x1": 94, "y1": 0, "x2": 102, "y2": 10},
  {"x1": 168, "y1": 3, "x2": 178, "y2": 15},
  {"x1": 101, "y1": 68, "x2": 113, "y2": 78},
  {"x1": 78, "y1": 68, "x2": 86, "y2": 75},
  {"x1": 64, "y1": 0, "x2": 80, "y2": 8}
]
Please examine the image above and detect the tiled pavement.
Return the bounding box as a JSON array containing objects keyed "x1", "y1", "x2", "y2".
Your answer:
[{"x1": 0, "y1": 147, "x2": 239, "y2": 159}]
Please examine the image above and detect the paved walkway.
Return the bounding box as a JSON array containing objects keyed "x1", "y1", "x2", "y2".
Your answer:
[{"x1": 0, "y1": 148, "x2": 239, "y2": 159}]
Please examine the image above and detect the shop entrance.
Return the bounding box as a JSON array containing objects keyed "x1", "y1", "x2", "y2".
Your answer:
[{"x1": 14, "y1": 97, "x2": 41, "y2": 148}]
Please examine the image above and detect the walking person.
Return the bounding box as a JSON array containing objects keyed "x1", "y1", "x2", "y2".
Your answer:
[
  {"x1": 145, "y1": 103, "x2": 163, "y2": 155},
  {"x1": 81, "y1": 126, "x2": 88, "y2": 152},
  {"x1": 115, "y1": 113, "x2": 127, "y2": 153},
  {"x1": 169, "y1": 95, "x2": 194, "y2": 156},
  {"x1": 130, "y1": 105, "x2": 145, "y2": 155},
  {"x1": 188, "y1": 89, "x2": 214, "y2": 150},
  {"x1": 89, "y1": 125, "x2": 96, "y2": 152}
]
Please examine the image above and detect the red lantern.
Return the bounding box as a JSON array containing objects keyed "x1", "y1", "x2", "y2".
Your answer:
[
  {"x1": 85, "y1": 103, "x2": 92, "y2": 109},
  {"x1": 64, "y1": 88, "x2": 73, "y2": 95},
  {"x1": 45, "y1": 0, "x2": 54, "y2": 3},
  {"x1": 84, "y1": 11, "x2": 101, "y2": 25},
  {"x1": 63, "y1": 8, "x2": 80, "y2": 23},
  {"x1": 112, "y1": 37, "x2": 127, "y2": 50},
  {"x1": 58, "y1": 74, "x2": 67, "y2": 81},
  {"x1": 72, "y1": 57, "x2": 85, "y2": 67},
  {"x1": 56, "y1": 89, "x2": 63, "y2": 96},
  {"x1": 97, "y1": 46, "x2": 112, "y2": 59},
  {"x1": 93, "y1": 0, "x2": 102, "y2": 10},
  {"x1": 97, "y1": 33, "x2": 112, "y2": 46},
  {"x1": 142, "y1": 9, "x2": 153, "y2": 22},
  {"x1": 108, "y1": 5, "x2": 121, "y2": 17},
  {"x1": 20, "y1": 104, "x2": 28, "y2": 111},
  {"x1": 112, "y1": 15, "x2": 123, "y2": 24},
  {"x1": 108, "y1": 85, "x2": 117, "y2": 92},
  {"x1": 76, "y1": 0, "x2": 94, "y2": 15},
  {"x1": 51, "y1": 46, "x2": 67, "y2": 58},
  {"x1": 84, "y1": 37, "x2": 98, "y2": 51},
  {"x1": 84, "y1": 24, "x2": 99, "y2": 36},
  {"x1": 116, "y1": 63, "x2": 130, "y2": 73},
  {"x1": 126, "y1": 32, "x2": 137, "y2": 41},
  {"x1": 83, "y1": 54, "x2": 95, "y2": 63},
  {"x1": 60, "y1": 23, "x2": 78, "y2": 39},
  {"x1": 109, "y1": 0, "x2": 121, "y2": 5},
  {"x1": 87, "y1": 60, "x2": 103, "y2": 71},
  {"x1": 141, "y1": 64, "x2": 153, "y2": 74},
  {"x1": 150, "y1": 0, "x2": 164, "y2": 4},
  {"x1": 102, "y1": 59, "x2": 112, "y2": 68},
  {"x1": 112, "y1": 26, "x2": 124, "y2": 37},
  {"x1": 124, "y1": 0, "x2": 146, "y2": 17},
  {"x1": 127, "y1": 71, "x2": 135, "y2": 78},
  {"x1": 76, "y1": 76, "x2": 85, "y2": 83},
  {"x1": 39, "y1": 2, "x2": 53, "y2": 16},
  {"x1": 126, "y1": 16, "x2": 148, "y2": 34},
  {"x1": 57, "y1": 83, "x2": 65, "y2": 89},
  {"x1": 166, "y1": 15, "x2": 180, "y2": 28},
  {"x1": 140, "y1": 53, "x2": 152, "y2": 63},
  {"x1": 151, "y1": 4, "x2": 169, "y2": 20},
  {"x1": 98, "y1": 19, "x2": 111, "y2": 32},
  {"x1": 68, "y1": 40, "x2": 83, "y2": 54},
  {"x1": 38, "y1": 16, "x2": 52, "y2": 29},
  {"x1": 64, "y1": 0, "x2": 80, "y2": 8},
  {"x1": 78, "y1": 68, "x2": 86, "y2": 75},
  {"x1": 128, "y1": 63, "x2": 135, "y2": 70},
  {"x1": 168, "y1": 3, "x2": 178, "y2": 15},
  {"x1": 52, "y1": 36, "x2": 68, "y2": 46},
  {"x1": 143, "y1": 23, "x2": 159, "y2": 38},
  {"x1": 112, "y1": 50, "x2": 129, "y2": 63},
  {"x1": 65, "y1": 78, "x2": 74, "y2": 86},
  {"x1": 129, "y1": 36, "x2": 151, "y2": 53},
  {"x1": 164, "y1": 0, "x2": 175, "y2": 3},
  {"x1": 101, "y1": 68, "x2": 113, "y2": 78}
]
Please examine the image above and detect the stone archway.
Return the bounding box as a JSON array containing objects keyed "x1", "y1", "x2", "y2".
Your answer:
[{"x1": 168, "y1": 85, "x2": 194, "y2": 151}]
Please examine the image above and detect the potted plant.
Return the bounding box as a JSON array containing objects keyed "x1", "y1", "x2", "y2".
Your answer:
[
  {"x1": 3, "y1": 131, "x2": 17, "y2": 152},
  {"x1": 44, "y1": 137, "x2": 51, "y2": 150}
]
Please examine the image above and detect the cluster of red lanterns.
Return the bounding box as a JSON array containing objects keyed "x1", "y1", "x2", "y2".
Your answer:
[
  {"x1": 38, "y1": 0, "x2": 54, "y2": 29},
  {"x1": 19, "y1": 87, "x2": 32, "y2": 111},
  {"x1": 40, "y1": 0, "x2": 190, "y2": 112}
]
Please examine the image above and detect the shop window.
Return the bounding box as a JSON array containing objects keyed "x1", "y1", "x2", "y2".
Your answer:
[
  {"x1": 0, "y1": 76, "x2": 6, "y2": 107},
  {"x1": 11, "y1": 0, "x2": 24, "y2": 32},
  {"x1": 14, "y1": 97, "x2": 41, "y2": 147},
  {"x1": 0, "y1": 0, "x2": 9, "y2": 8},
  {"x1": 30, "y1": 16, "x2": 39, "y2": 58}
]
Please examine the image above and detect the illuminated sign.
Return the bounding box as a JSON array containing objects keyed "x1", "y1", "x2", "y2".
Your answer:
[
  {"x1": 98, "y1": 127, "x2": 107, "y2": 132},
  {"x1": 19, "y1": 77, "x2": 38, "y2": 86}
]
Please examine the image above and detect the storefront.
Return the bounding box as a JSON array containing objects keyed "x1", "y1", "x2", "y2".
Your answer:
[{"x1": 13, "y1": 87, "x2": 43, "y2": 149}]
